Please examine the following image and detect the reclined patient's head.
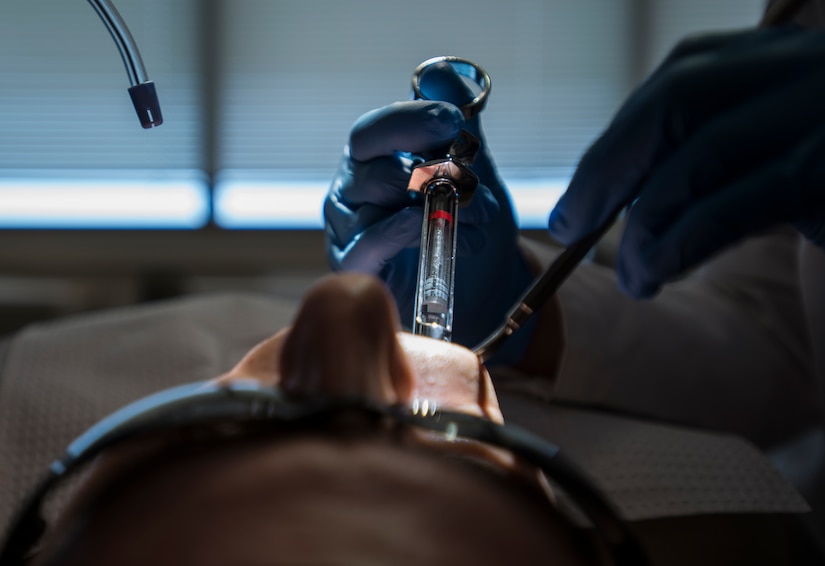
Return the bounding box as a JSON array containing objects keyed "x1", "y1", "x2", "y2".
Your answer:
[{"x1": 32, "y1": 273, "x2": 592, "y2": 566}]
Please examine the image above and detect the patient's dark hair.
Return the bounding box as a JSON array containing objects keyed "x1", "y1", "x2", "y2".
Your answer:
[{"x1": 34, "y1": 423, "x2": 602, "y2": 566}]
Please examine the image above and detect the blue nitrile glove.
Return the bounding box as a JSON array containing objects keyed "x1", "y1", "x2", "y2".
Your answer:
[
  {"x1": 548, "y1": 27, "x2": 825, "y2": 298},
  {"x1": 324, "y1": 63, "x2": 536, "y2": 364}
]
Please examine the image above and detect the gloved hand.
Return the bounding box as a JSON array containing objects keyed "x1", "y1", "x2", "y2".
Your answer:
[
  {"x1": 324, "y1": 62, "x2": 536, "y2": 362},
  {"x1": 548, "y1": 27, "x2": 825, "y2": 298}
]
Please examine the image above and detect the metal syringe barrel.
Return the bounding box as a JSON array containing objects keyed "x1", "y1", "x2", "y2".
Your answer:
[{"x1": 407, "y1": 131, "x2": 479, "y2": 341}]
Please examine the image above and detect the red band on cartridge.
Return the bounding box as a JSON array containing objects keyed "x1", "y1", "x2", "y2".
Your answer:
[{"x1": 429, "y1": 210, "x2": 453, "y2": 223}]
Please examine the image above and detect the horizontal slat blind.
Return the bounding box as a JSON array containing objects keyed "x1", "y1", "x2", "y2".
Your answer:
[
  {"x1": 0, "y1": 0, "x2": 767, "y2": 228},
  {"x1": 219, "y1": 0, "x2": 635, "y2": 173},
  {"x1": 0, "y1": 0, "x2": 201, "y2": 170}
]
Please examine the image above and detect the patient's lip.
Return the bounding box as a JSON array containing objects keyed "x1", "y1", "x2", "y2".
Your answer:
[{"x1": 279, "y1": 273, "x2": 413, "y2": 404}]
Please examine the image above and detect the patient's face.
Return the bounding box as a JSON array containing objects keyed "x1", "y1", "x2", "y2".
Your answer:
[
  {"x1": 32, "y1": 273, "x2": 589, "y2": 566},
  {"x1": 216, "y1": 272, "x2": 505, "y2": 422}
]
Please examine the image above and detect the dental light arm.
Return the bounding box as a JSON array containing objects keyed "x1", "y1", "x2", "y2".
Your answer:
[{"x1": 87, "y1": 0, "x2": 163, "y2": 128}]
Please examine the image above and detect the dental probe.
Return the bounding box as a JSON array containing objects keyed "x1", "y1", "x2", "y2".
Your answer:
[
  {"x1": 473, "y1": 208, "x2": 621, "y2": 363},
  {"x1": 473, "y1": 0, "x2": 807, "y2": 362}
]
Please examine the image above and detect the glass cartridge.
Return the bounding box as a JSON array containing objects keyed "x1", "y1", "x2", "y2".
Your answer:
[{"x1": 412, "y1": 182, "x2": 459, "y2": 341}]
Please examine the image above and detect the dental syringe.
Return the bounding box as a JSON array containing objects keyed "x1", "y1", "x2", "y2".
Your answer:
[
  {"x1": 408, "y1": 152, "x2": 476, "y2": 340},
  {"x1": 408, "y1": 57, "x2": 490, "y2": 341},
  {"x1": 415, "y1": 183, "x2": 456, "y2": 339}
]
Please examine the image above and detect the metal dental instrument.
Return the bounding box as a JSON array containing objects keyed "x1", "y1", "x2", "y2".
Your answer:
[
  {"x1": 473, "y1": 0, "x2": 808, "y2": 362},
  {"x1": 412, "y1": 56, "x2": 491, "y2": 120},
  {"x1": 473, "y1": 208, "x2": 622, "y2": 363},
  {"x1": 412, "y1": 170, "x2": 460, "y2": 340},
  {"x1": 409, "y1": 57, "x2": 490, "y2": 341},
  {"x1": 87, "y1": 0, "x2": 163, "y2": 128},
  {"x1": 408, "y1": 132, "x2": 480, "y2": 340}
]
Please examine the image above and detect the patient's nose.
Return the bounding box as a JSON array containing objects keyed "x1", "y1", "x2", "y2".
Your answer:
[{"x1": 279, "y1": 273, "x2": 414, "y2": 404}]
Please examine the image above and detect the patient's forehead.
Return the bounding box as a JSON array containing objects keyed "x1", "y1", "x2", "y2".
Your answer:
[{"x1": 34, "y1": 430, "x2": 592, "y2": 566}]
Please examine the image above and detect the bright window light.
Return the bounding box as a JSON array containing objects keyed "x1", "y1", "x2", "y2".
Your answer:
[
  {"x1": 214, "y1": 169, "x2": 569, "y2": 230},
  {"x1": 0, "y1": 172, "x2": 210, "y2": 229},
  {"x1": 215, "y1": 174, "x2": 327, "y2": 229},
  {"x1": 502, "y1": 169, "x2": 569, "y2": 229}
]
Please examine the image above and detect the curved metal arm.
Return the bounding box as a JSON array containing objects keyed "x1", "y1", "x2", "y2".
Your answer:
[{"x1": 87, "y1": 0, "x2": 163, "y2": 128}]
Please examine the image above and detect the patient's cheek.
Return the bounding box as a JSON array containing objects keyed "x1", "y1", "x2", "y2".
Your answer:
[
  {"x1": 213, "y1": 326, "x2": 502, "y2": 425},
  {"x1": 397, "y1": 334, "x2": 504, "y2": 424},
  {"x1": 214, "y1": 330, "x2": 288, "y2": 386}
]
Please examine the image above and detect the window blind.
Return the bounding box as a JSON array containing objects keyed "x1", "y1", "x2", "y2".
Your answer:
[
  {"x1": 0, "y1": 0, "x2": 206, "y2": 228},
  {"x1": 0, "y1": 0, "x2": 767, "y2": 229}
]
